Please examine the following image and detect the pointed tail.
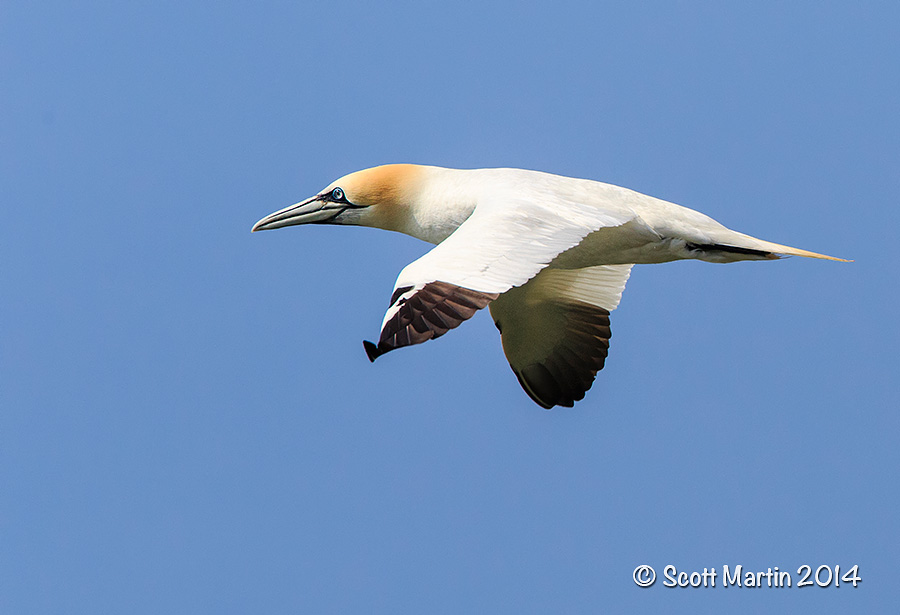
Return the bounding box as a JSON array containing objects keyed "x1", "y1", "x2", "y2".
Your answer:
[
  {"x1": 732, "y1": 232, "x2": 851, "y2": 262},
  {"x1": 756, "y1": 241, "x2": 850, "y2": 262}
]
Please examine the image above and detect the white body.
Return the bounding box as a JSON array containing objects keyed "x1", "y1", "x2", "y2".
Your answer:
[
  {"x1": 378, "y1": 167, "x2": 814, "y2": 263},
  {"x1": 253, "y1": 164, "x2": 844, "y2": 408}
]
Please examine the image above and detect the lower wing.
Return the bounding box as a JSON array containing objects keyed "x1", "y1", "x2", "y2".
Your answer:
[{"x1": 489, "y1": 264, "x2": 633, "y2": 408}]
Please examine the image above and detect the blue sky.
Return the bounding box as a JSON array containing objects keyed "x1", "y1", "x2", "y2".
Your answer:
[{"x1": 2, "y1": 1, "x2": 897, "y2": 612}]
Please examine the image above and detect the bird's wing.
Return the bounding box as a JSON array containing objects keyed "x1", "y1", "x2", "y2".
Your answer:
[
  {"x1": 488, "y1": 264, "x2": 633, "y2": 408},
  {"x1": 363, "y1": 198, "x2": 635, "y2": 361}
]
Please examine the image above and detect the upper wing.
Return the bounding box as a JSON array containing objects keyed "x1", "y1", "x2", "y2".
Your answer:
[
  {"x1": 364, "y1": 197, "x2": 635, "y2": 361},
  {"x1": 488, "y1": 264, "x2": 633, "y2": 408}
]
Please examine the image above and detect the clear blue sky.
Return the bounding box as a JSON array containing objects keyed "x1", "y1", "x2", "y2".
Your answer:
[{"x1": 2, "y1": 2, "x2": 897, "y2": 613}]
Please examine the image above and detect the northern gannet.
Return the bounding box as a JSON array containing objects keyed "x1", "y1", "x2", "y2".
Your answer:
[{"x1": 252, "y1": 164, "x2": 846, "y2": 408}]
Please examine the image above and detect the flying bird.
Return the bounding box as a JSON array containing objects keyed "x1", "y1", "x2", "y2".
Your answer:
[{"x1": 252, "y1": 164, "x2": 845, "y2": 408}]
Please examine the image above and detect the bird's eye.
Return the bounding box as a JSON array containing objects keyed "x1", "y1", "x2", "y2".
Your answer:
[{"x1": 331, "y1": 187, "x2": 345, "y2": 201}]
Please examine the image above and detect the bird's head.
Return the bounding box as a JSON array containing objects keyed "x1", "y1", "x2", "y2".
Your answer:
[{"x1": 251, "y1": 164, "x2": 425, "y2": 234}]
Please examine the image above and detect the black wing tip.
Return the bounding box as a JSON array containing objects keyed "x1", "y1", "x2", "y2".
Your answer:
[
  {"x1": 685, "y1": 242, "x2": 775, "y2": 259},
  {"x1": 363, "y1": 340, "x2": 381, "y2": 362},
  {"x1": 515, "y1": 366, "x2": 589, "y2": 409},
  {"x1": 371, "y1": 281, "x2": 498, "y2": 361},
  {"x1": 514, "y1": 366, "x2": 561, "y2": 409}
]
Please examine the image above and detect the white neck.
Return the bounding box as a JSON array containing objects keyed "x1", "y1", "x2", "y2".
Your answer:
[{"x1": 398, "y1": 167, "x2": 481, "y2": 244}]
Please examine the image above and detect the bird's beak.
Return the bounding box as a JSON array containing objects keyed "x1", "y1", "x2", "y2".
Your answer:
[{"x1": 251, "y1": 195, "x2": 340, "y2": 232}]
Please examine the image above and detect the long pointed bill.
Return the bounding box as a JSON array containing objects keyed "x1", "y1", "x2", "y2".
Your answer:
[{"x1": 252, "y1": 196, "x2": 341, "y2": 232}]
